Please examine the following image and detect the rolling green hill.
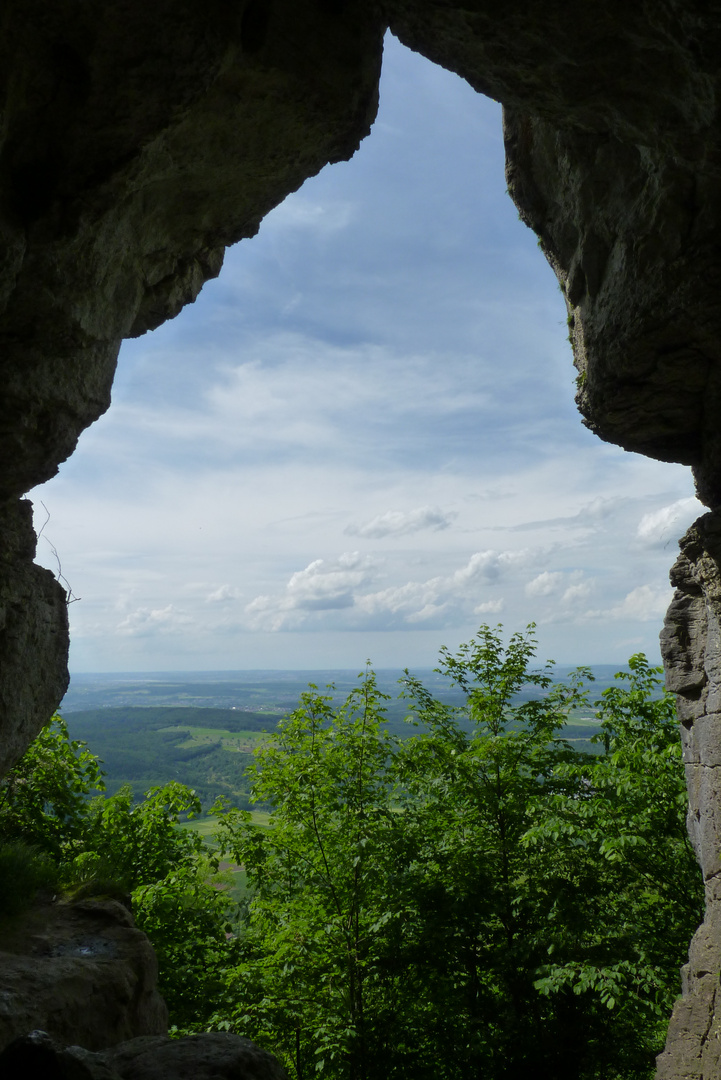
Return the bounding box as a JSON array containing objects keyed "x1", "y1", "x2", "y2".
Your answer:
[
  {"x1": 64, "y1": 707, "x2": 279, "y2": 806},
  {"x1": 63, "y1": 691, "x2": 605, "y2": 809}
]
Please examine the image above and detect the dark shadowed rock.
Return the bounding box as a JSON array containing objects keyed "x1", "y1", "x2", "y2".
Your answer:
[
  {"x1": 0, "y1": 1031, "x2": 289, "y2": 1080},
  {"x1": 0, "y1": 1030, "x2": 123, "y2": 1080},
  {"x1": 0, "y1": 898, "x2": 167, "y2": 1053},
  {"x1": 100, "y1": 1033, "x2": 289, "y2": 1080}
]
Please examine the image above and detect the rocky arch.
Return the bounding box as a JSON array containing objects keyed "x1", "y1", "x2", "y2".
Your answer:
[{"x1": 2, "y1": 2, "x2": 720, "y2": 1073}]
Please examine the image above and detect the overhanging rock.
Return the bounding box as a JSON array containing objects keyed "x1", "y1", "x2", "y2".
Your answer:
[{"x1": 2, "y1": 3, "x2": 721, "y2": 1075}]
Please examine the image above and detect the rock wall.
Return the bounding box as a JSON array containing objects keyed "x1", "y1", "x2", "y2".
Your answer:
[
  {"x1": 2, "y1": 1, "x2": 721, "y2": 1074},
  {"x1": 658, "y1": 516, "x2": 721, "y2": 1077},
  {"x1": 0, "y1": 500, "x2": 68, "y2": 775}
]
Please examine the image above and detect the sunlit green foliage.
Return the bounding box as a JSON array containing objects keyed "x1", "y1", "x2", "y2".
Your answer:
[
  {"x1": 0, "y1": 630, "x2": 702, "y2": 1080},
  {"x1": 0, "y1": 714, "x2": 105, "y2": 859},
  {"x1": 204, "y1": 627, "x2": 701, "y2": 1080}
]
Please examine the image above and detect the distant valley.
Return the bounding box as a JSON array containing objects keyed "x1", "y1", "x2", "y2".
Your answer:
[{"x1": 60, "y1": 666, "x2": 626, "y2": 808}]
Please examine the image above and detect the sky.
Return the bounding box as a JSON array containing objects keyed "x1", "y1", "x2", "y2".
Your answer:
[{"x1": 30, "y1": 34, "x2": 701, "y2": 673}]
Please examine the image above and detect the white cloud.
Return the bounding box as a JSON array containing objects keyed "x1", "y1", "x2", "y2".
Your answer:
[
  {"x1": 452, "y1": 549, "x2": 530, "y2": 585},
  {"x1": 356, "y1": 579, "x2": 445, "y2": 619},
  {"x1": 346, "y1": 506, "x2": 455, "y2": 539},
  {"x1": 587, "y1": 585, "x2": 673, "y2": 623},
  {"x1": 246, "y1": 552, "x2": 376, "y2": 630},
  {"x1": 206, "y1": 584, "x2": 239, "y2": 603},
  {"x1": 286, "y1": 552, "x2": 374, "y2": 609},
  {"x1": 613, "y1": 585, "x2": 674, "y2": 621},
  {"x1": 246, "y1": 549, "x2": 526, "y2": 632},
  {"x1": 117, "y1": 605, "x2": 193, "y2": 637},
  {"x1": 561, "y1": 582, "x2": 592, "y2": 606},
  {"x1": 526, "y1": 571, "x2": 564, "y2": 597},
  {"x1": 475, "y1": 598, "x2": 505, "y2": 614},
  {"x1": 636, "y1": 497, "x2": 702, "y2": 547}
]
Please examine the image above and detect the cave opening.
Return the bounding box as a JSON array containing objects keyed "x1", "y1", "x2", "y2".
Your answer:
[{"x1": 29, "y1": 33, "x2": 697, "y2": 677}]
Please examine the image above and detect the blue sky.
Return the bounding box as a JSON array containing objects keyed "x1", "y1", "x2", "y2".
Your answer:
[{"x1": 31, "y1": 34, "x2": 700, "y2": 672}]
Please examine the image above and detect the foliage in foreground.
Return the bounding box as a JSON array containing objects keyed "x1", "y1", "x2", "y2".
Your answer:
[
  {"x1": 0, "y1": 626, "x2": 703, "y2": 1080},
  {"x1": 205, "y1": 627, "x2": 702, "y2": 1080}
]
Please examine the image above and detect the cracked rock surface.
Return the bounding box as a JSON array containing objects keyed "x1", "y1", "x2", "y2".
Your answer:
[{"x1": 659, "y1": 515, "x2": 721, "y2": 1077}]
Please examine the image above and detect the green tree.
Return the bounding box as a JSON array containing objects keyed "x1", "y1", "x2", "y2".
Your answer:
[
  {"x1": 524, "y1": 654, "x2": 703, "y2": 1077},
  {"x1": 81, "y1": 781, "x2": 204, "y2": 889},
  {"x1": 0, "y1": 713, "x2": 239, "y2": 1022},
  {"x1": 133, "y1": 853, "x2": 240, "y2": 1030},
  {"x1": 211, "y1": 671, "x2": 410, "y2": 1079},
  {"x1": 394, "y1": 626, "x2": 590, "y2": 1079},
  {"x1": 0, "y1": 633, "x2": 701, "y2": 1080},
  {"x1": 211, "y1": 627, "x2": 701, "y2": 1080},
  {"x1": 0, "y1": 714, "x2": 105, "y2": 859}
]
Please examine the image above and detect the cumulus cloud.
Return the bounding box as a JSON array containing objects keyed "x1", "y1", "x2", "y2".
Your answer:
[
  {"x1": 246, "y1": 552, "x2": 376, "y2": 630},
  {"x1": 636, "y1": 497, "x2": 702, "y2": 548},
  {"x1": 587, "y1": 584, "x2": 673, "y2": 623},
  {"x1": 452, "y1": 549, "x2": 530, "y2": 585},
  {"x1": 475, "y1": 598, "x2": 505, "y2": 614},
  {"x1": 117, "y1": 605, "x2": 193, "y2": 636},
  {"x1": 286, "y1": 553, "x2": 374, "y2": 609},
  {"x1": 206, "y1": 584, "x2": 239, "y2": 603},
  {"x1": 561, "y1": 582, "x2": 592, "y2": 606},
  {"x1": 525, "y1": 571, "x2": 564, "y2": 597},
  {"x1": 246, "y1": 548, "x2": 524, "y2": 631},
  {"x1": 345, "y1": 506, "x2": 455, "y2": 539},
  {"x1": 350, "y1": 549, "x2": 522, "y2": 624}
]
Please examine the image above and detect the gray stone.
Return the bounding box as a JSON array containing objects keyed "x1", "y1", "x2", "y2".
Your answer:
[
  {"x1": 0, "y1": 499, "x2": 68, "y2": 775},
  {"x1": 0, "y1": 899, "x2": 167, "y2": 1053},
  {"x1": 658, "y1": 513, "x2": 721, "y2": 1075},
  {"x1": 100, "y1": 1033, "x2": 288, "y2": 1080},
  {"x1": 0, "y1": 1031, "x2": 288, "y2": 1080}
]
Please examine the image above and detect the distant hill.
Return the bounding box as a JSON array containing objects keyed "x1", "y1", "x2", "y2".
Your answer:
[
  {"x1": 61, "y1": 663, "x2": 654, "y2": 805},
  {"x1": 62, "y1": 669, "x2": 613, "y2": 806},
  {"x1": 67, "y1": 706, "x2": 277, "y2": 733},
  {"x1": 64, "y1": 707, "x2": 279, "y2": 806}
]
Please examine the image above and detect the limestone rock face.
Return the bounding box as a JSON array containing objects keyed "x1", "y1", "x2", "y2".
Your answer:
[
  {"x1": 0, "y1": 499, "x2": 68, "y2": 775},
  {"x1": 658, "y1": 515, "x2": 721, "y2": 1077},
  {"x1": 0, "y1": 898, "x2": 167, "y2": 1053}
]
